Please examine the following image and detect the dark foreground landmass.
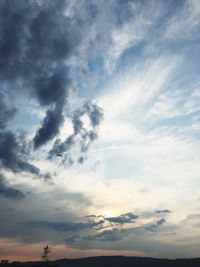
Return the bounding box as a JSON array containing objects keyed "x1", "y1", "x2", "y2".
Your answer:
[{"x1": 1, "y1": 256, "x2": 200, "y2": 267}]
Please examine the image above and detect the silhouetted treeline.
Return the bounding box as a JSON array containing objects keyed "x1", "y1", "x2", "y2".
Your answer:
[{"x1": 1, "y1": 256, "x2": 200, "y2": 267}]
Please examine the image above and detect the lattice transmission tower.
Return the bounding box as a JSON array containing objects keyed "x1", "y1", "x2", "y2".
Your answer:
[{"x1": 42, "y1": 245, "x2": 51, "y2": 264}]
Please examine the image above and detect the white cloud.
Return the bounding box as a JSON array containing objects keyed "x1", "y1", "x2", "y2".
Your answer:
[
  {"x1": 165, "y1": 0, "x2": 200, "y2": 40},
  {"x1": 98, "y1": 56, "x2": 180, "y2": 142},
  {"x1": 147, "y1": 80, "x2": 200, "y2": 123},
  {"x1": 105, "y1": 0, "x2": 164, "y2": 73},
  {"x1": 68, "y1": 0, "x2": 165, "y2": 77}
]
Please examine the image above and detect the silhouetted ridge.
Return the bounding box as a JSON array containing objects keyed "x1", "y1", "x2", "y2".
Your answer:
[
  {"x1": 1, "y1": 256, "x2": 200, "y2": 267},
  {"x1": 0, "y1": 256, "x2": 200, "y2": 267},
  {"x1": 55, "y1": 256, "x2": 200, "y2": 267}
]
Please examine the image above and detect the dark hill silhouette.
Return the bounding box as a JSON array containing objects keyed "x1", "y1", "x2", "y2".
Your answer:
[
  {"x1": 55, "y1": 256, "x2": 200, "y2": 267},
  {"x1": 1, "y1": 256, "x2": 200, "y2": 267}
]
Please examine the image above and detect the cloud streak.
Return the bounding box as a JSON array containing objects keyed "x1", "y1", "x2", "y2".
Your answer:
[
  {"x1": 105, "y1": 213, "x2": 139, "y2": 224},
  {"x1": 0, "y1": 174, "x2": 25, "y2": 199}
]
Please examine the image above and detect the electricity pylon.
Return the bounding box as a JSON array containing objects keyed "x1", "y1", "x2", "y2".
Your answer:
[{"x1": 42, "y1": 245, "x2": 51, "y2": 264}]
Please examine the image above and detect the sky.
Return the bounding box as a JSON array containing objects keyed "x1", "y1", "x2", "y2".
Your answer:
[{"x1": 0, "y1": 0, "x2": 200, "y2": 261}]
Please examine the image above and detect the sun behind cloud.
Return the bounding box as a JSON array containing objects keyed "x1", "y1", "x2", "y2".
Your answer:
[{"x1": 103, "y1": 210, "x2": 115, "y2": 218}]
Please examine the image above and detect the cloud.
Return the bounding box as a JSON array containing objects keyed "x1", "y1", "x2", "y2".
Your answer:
[
  {"x1": 50, "y1": 187, "x2": 92, "y2": 206},
  {"x1": 84, "y1": 228, "x2": 122, "y2": 242},
  {"x1": 155, "y1": 209, "x2": 172, "y2": 214},
  {"x1": 83, "y1": 215, "x2": 168, "y2": 243},
  {"x1": 0, "y1": 130, "x2": 51, "y2": 181},
  {"x1": 98, "y1": 55, "x2": 180, "y2": 142},
  {"x1": 0, "y1": 131, "x2": 39, "y2": 175},
  {"x1": 28, "y1": 219, "x2": 105, "y2": 232},
  {"x1": 0, "y1": 0, "x2": 74, "y2": 148},
  {"x1": 49, "y1": 101, "x2": 103, "y2": 164},
  {"x1": 65, "y1": 235, "x2": 80, "y2": 244},
  {"x1": 0, "y1": 94, "x2": 34, "y2": 174},
  {"x1": 105, "y1": 0, "x2": 164, "y2": 72},
  {"x1": 0, "y1": 0, "x2": 103, "y2": 154},
  {"x1": 0, "y1": 0, "x2": 199, "y2": 259},
  {"x1": 105, "y1": 213, "x2": 139, "y2": 224},
  {"x1": 26, "y1": 211, "x2": 139, "y2": 241},
  {"x1": 0, "y1": 91, "x2": 51, "y2": 181},
  {"x1": 82, "y1": 212, "x2": 139, "y2": 231},
  {"x1": 0, "y1": 0, "x2": 104, "y2": 190},
  {"x1": 0, "y1": 174, "x2": 25, "y2": 199},
  {"x1": 0, "y1": 92, "x2": 17, "y2": 129},
  {"x1": 70, "y1": 0, "x2": 165, "y2": 74},
  {"x1": 33, "y1": 97, "x2": 65, "y2": 149},
  {"x1": 84, "y1": 217, "x2": 168, "y2": 243},
  {"x1": 183, "y1": 213, "x2": 200, "y2": 224},
  {"x1": 145, "y1": 218, "x2": 166, "y2": 232},
  {"x1": 164, "y1": 0, "x2": 200, "y2": 40}
]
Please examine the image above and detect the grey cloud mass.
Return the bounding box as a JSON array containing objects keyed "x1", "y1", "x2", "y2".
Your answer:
[
  {"x1": 0, "y1": 0, "x2": 102, "y2": 154},
  {"x1": 0, "y1": 131, "x2": 39, "y2": 175},
  {"x1": 0, "y1": 92, "x2": 17, "y2": 129},
  {"x1": 0, "y1": 174, "x2": 25, "y2": 199},
  {"x1": 155, "y1": 209, "x2": 172, "y2": 214},
  {"x1": 26, "y1": 211, "x2": 140, "y2": 240},
  {"x1": 0, "y1": 90, "x2": 48, "y2": 182},
  {"x1": 49, "y1": 101, "x2": 103, "y2": 163},
  {"x1": 29, "y1": 219, "x2": 105, "y2": 232},
  {"x1": 105, "y1": 213, "x2": 139, "y2": 224},
  {"x1": 0, "y1": 0, "x2": 103, "y2": 188},
  {"x1": 65, "y1": 235, "x2": 80, "y2": 244},
  {"x1": 84, "y1": 228, "x2": 122, "y2": 242},
  {"x1": 0, "y1": 130, "x2": 51, "y2": 182},
  {"x1": 0, "y1": 0, "x2": 73, "y2": 147},
  {"x1": 145, "y1": 219, "x2": 166, "y2": 232},
  {"x1": 0, "y1": 0, "x2": 75, "y2": 148}
]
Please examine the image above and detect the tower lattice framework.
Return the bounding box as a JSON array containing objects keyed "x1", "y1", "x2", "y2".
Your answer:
[{"x1": 42, "y1": 245, "x2": 51, "y2": 263}]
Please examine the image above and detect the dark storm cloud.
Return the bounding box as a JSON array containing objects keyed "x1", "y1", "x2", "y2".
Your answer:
[
  {"x1": 33, "y1": 65, "x2": 70, "y2": 148},
  {"x1": 82, "y1": 212, "x2": 139, "y2": 231},
  {"x1": 0, "y1": 0, "x2": 77, "y2": 148},
  {"x1": 105, "y1": 213, "x2": 139, "y2": 224},
  {"x1": 83, "y1": 215, "x2": 105, "y2": 230},
  {"x1": 145, "y1": 218, "x2": 166, "y2": 232},
  {"x1": 0, "y1": 91, "x2": 50, "y2": 179},
  {"x1": 0, "y1": 130, "x2": 51, "y2": 181},
  {"x1": 0, "y1": 131, "x2": 39, "y2": 175},
  {"x1": 49, "y1": 101, "x2": 103, "y2": 163},
  {"x1": 0, "y1": 174, "x2": 25, "y2": 199},
  {"x1": 29, "y1": 221, "x2": 89, "y2": 232},
  {"x1": 29, "y1": 218, "x2": 105, "y2": 232},
  {"x1": 0, "y1": 92, "x2": 17, "y2": 129},
  {"x1": 33, "y1": 103, "x2": 65, "y2": 148},
  {"x1": 155, "y1": 209, "x2": 171, "y2": 214},
  {"x1": 0, "y1": 0, "x2": 103, "y2": 166},
  {"x1": 0, "y1": 207, "x2": 172, "y2": 245},
  {"x1": 81, "y1": 216, "x2": 170, "y2": 243}
]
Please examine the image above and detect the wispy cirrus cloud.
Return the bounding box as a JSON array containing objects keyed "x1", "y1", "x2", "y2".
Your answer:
[{"x1": 164, "y1": 0, "x2": 200, "y2": 40}]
